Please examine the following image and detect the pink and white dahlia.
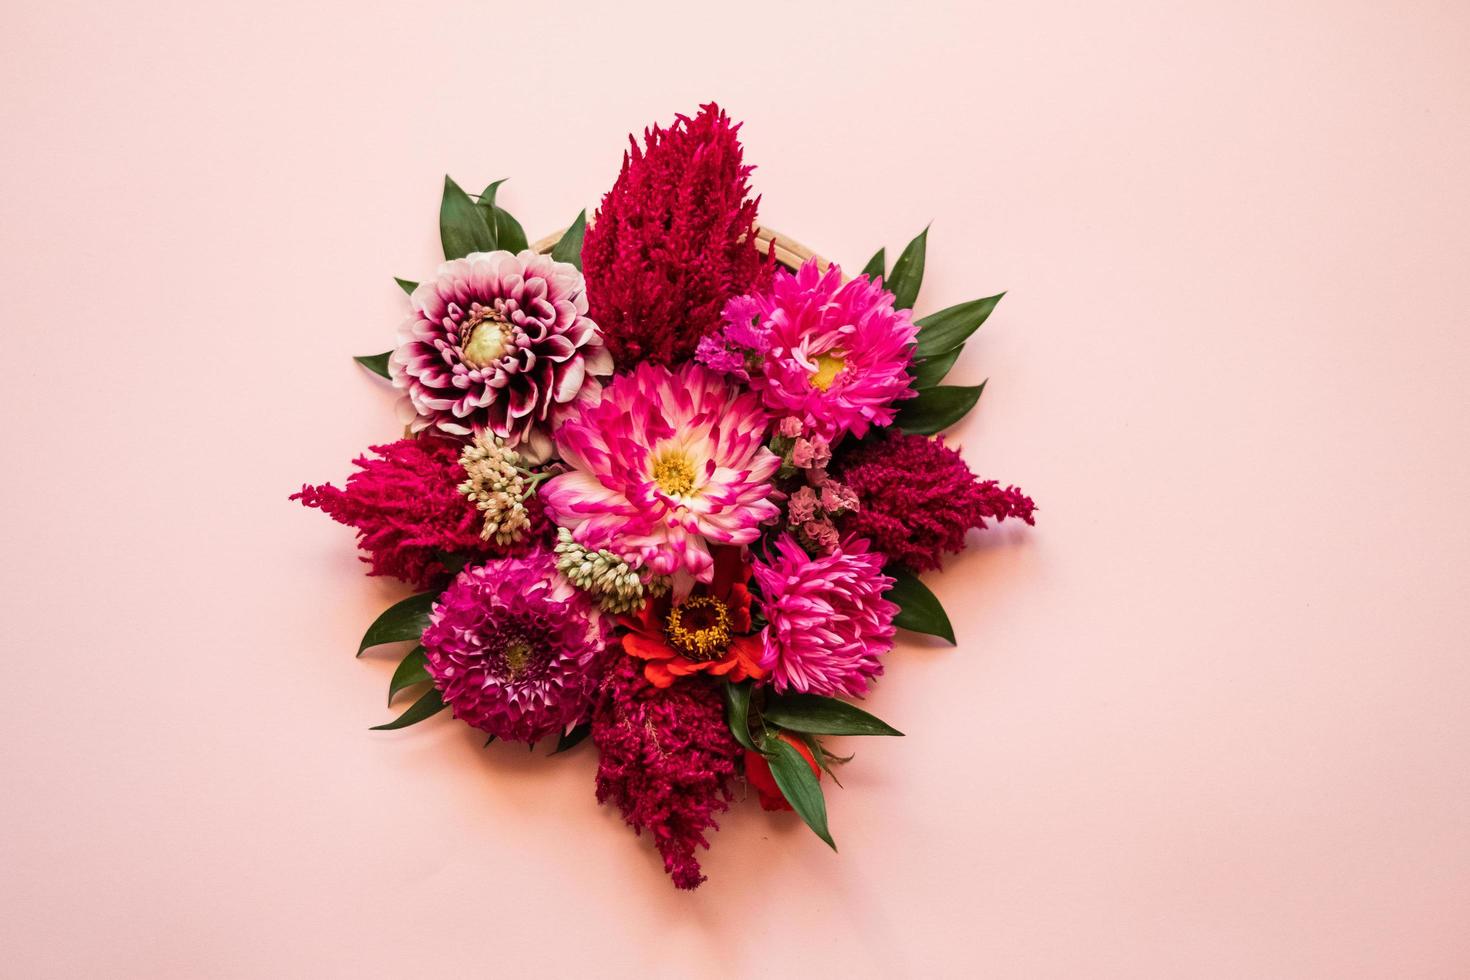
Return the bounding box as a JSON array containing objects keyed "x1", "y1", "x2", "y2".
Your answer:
[
  {"x1": 391, "y1": 250, "x2": 613, "y2": 462},
  {"x1": 421, "y1": 551, "x2": 610, "y2": 743},
  {"x1": 541, "y1": 362, "x2": 780, "y2": 582},
  {"x1": 752, "y1": 534, "x2": 898, "y2": 697},
  {"x1": 699, "y1": 259, "x2": 919, "y2": 442}
]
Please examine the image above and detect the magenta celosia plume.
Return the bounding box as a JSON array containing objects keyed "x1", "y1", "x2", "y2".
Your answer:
[
  {"x1": 582, "y1": 103, "x2": 773, "y2": 366},
  {"x1": 699, "y1": 259, "x2": 919, "y2": 442},
  {"x1": 836, "y1": 431, "x2": 1036, "y2": 573},
  {"x1": 752, "y1": 534, "x2": 898, "y2": 698},
  {"x1": 592, "y1": 654, "x2": 739, "y2": 890},
  {"x1": 391, "y1": 250, "x2": 612, "y2": 461},
  {"x1": 421, "y1": 552, "x2": 611, "y2": 743},
  {"x1": 540, "y1": 361, "x2": 780, "y2": 582}
]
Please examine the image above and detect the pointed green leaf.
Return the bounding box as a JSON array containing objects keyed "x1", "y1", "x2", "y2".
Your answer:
[
  {"x1": 387, "y1": 646, "x2": 430, "y2": 705},
  {"x1": 370, "y1": 686, "x2": 446, "y2": 731},
  {"x1": 550, "y1": 723, "x2": 591, "y2": 755},
  {"x1": 477, "y1": 180, "x2": 528, "y2": 253},
  {"x1": 439, "y1": 175, "x2": 496, "y2": 259},
  {"x1": 895, "y1": 382, "x2": 985, "y2": 435},
  {"x1": 721, "y1": 680, "x2": 762, "y2": 753},
  {"x1": 887, "y1": 569, "x2": 955, "y2": 643},
  {"x1": 887, "y1": 226, "x2": 928, "y2": 311},
  {"x1": 915, "y1": 293, "x2": 1004, "y2": 358},
  {"x1": 395, "y1": 278, "x2": 418, "y2": 296},
  {"x1": 762, "y1": 693, "x2": 903, "y2": 737},
  {"x1": 353, "y1": 352, "x2": 392, "y2": 379},
  {"x1": 357, "y1": 592, "x2": 435, "y2": 656},
  {"x1": 860, "y1": 247, "x2": 885, "y2": 281},
  {"x1": 550, "y1": 210, "x2": 588, "y2": 270},
  {"x1": 766, "y1": 736, "x2": 836, "y2": 850},
  {"x1": 909, "y1": 346, "x2": 962, "y2": 389},
  {"x1": 484, "y1": 734, "x2": 497, "y2": 748}
]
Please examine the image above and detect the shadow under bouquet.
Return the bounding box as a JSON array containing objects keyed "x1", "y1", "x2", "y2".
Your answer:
[{"x1": 294, "y1": 103, "x2": 1035, "y2": 890}]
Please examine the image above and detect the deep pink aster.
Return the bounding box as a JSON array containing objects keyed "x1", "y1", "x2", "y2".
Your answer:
[
  {"x1": 699, "y1": 259, "x2": 919, "y2": 442},
  {"x1": 836, "y1": 431, "x2": 1036, "y2": 573},
  {"x1": 592, "y1": 654, "x2": 739, "y2": 890},
  {"x1": 391, "y1": 250, "x2": 612, "y2": 461},
  {"x1": 540, "y1": 362, "x2": 780, "y2": 583},
  {"x1": 752, "y1": 534, "x2": 898, "y2": 697},
  {"x1": 421, "y1": 551, "x2": 611, "y2": 743},
  {"x1": 582, "y1": 103, "x2": 773, "y2": 366}
]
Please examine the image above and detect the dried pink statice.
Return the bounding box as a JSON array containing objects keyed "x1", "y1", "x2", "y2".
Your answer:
[{"x1": 592, "y1": 654, "x2": 740, "y2": 890}]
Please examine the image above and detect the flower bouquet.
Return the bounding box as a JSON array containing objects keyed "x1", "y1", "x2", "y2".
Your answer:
[{"x1": 294, "y1": 104, "x2": 1034, "y2": 889}]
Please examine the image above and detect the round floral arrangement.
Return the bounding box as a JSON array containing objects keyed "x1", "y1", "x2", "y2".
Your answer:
[{"x1": 294, "y1": 104, "x2": 1035, "y2": 889}]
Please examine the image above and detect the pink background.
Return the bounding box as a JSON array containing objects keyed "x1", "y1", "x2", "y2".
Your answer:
[{"x1": 3, "y1": 0, "x2": 1468, "y2": 976}]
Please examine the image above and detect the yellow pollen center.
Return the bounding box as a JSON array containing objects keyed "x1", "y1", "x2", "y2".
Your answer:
[
  {"x1": 462, "y1": 312, "x2": 510, "y2": 368},
  {"x1": 664, "y1": 596, "x2": 733, "y2": 660},
  {"x1": 810, "y1": 351, "x2": 847, "y2": 391},
  {"x1": 652, "y1": 450, "x2": 696, "y2": 497},
  {"x1": 502, "y1": 640, "x2": 531, "y2": 677}
]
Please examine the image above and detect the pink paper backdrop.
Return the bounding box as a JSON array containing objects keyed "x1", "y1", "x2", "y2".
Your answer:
[{"x1": 3, "y1": 0, "x2": 1468, "y2": 976}]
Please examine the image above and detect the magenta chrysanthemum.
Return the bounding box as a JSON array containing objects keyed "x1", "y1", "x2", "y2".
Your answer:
[
  {"x1": 699, "y1": 259, "x2": 919, "y2": 442},
  {"x1": 593, "y1": 654, "x2": 739, "y2": 890},
  {"x1": 390, "y1": 250, "x2": 613, "y2": 461},
  {"x1": 752, "y1": 534, "x2": 898, "y2": 697},
  {"x1": 540, "y1": 362, "x2": 780, "y2": 582},
  {"x1": 421, "y1": 552, "x2": 610, "y2": 743}
]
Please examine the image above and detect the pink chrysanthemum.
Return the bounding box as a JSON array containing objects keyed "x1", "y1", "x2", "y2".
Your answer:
[
  {"x1": 421, "y1": 552, "x2": 611, "y2": 743},
  {"x1": 752, "y1": 534, "x2": 898, "y2": 697},
  {"x1": 391, "y1": 250, "x2": 613, "y2": 461},
  {"x1": 699, "y1": 259, "x2": 919, "y2": 442},
  {"x1": 593, "y1": 654, "x2": 739, "y2": 890},
  {"x1": 541, "y1": 362, "x2": 780, "y2": 582}
]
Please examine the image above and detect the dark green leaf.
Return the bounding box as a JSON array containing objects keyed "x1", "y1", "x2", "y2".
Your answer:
[
  {"x1": 439, "y1": 175, "x2": 496, "y2": 259},
  {"x1": 387, "y1": 646, "x2": 430, "y2": 705},
  {"x1": 369, "y1": 687, "x2": 446, "y2": 731},
  {"x1": 357, "y1": 592, "x2": 435, "y2": 656},
  {"x1": 887, "y1": 569, "x2": 955, "y2": 644},
  {"x1": 766, "y1": 736, "x2": 836, "y2": 850},
  {"x1": 394, "y1": 278, "x2": 418, "y2": 295},
  {"x1": 887, "y1": 226, "x2": 929, "y2": 310},
  {"x1": 860, "y1": 247, "x2": 885, "y2": 280},
  {"x1": 763, "y1": 693, "x2": 903, "y2": 736},
  {"x1": 914, "y1": 293, "x2": 1004, "y2": 358},
  {"x1": 550, "y1": 723, "x2": 591, "y2": 755},
  {"x1": 435, "y1": 551, "x2": 468, "y2": 576},
  {"x1": 909, "y1": 346, "x2": 962, "y2": 389},
  {"x1": 550, "y1": 210, "x2": 588, "y2": 270},
  {"x1": 353, "y1": 352, "x2": 392, "y2": 379},
  {"x1": 484, "y1": 734, "x2": 497, "y2": 748},
  {"x1": 895, "y1": 382, "x2": 985, "y2": 436},
  {"x1": 477, "y1": 180, "x2": 529, "y2": 253},
  {"x1": 721, "y1": 680, "x2": 763, "y2": 753}
]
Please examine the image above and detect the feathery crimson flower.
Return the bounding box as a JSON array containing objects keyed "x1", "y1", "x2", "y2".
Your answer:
[
  {"x1": 593, "y1": 655, "x2": 740, "y2": 890},
  {"x1": 421, "y1": 552, "x2": 610, "y2": 743},
  {"x1": 582, "y1": 103, "x2": 772, "y2": 365},
  {"x1": 541, "y1": 362, "x2": 780, "y2": 582},
  {"x1": 835, "y1": 431, "x2": 1036, "y2": 573},
  {"x1": 752, "y1": 534, "x2": 898, "y2": 698},
  {"x1": 391, "y1": 250, "x2": 612, "y2": 462}
]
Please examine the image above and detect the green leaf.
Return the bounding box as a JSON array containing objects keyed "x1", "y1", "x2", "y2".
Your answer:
[
  {"x1": 909, "y1": 346, "x2": 962, "y2": 389},
  {"x1": 353, "y1": 352, "x2": 392, "y2": 379},
  {"x1": 860, "y1": 247, "x2": 886, "y2": 280},
  {"x1": 370, "y1": 687, "x2": 446, "y2": 731},
  {"x1": 550, "y1": 723, "x2": 591, "y2": 755},
  {"x1": 887, "y1": 569, "x2": 955, "y2": 644},
  {"x1": 357, "y1": 592, "x2": 435, "y2": 656},
  {"x1": 435, "y1": 551, "x2": 468, "y2": 576},
  {"x1": 439, "y1": 175, "x2": 496, "y2": 259},
  {"x1": 895, "y1": 382, "x2": 985, "y2": 436},
  {"x1": 887, "y1": 226, "x2": 929, "y2": 310},
  {"x1": 394, "y1": 277, "x2": 418, "y2": 295},
  {"x1": 550, "y1": 210, "x2": 588, "y2": 270},
  {"x1": 914, "y1": 293, "x2": 1004, "y2": 358},
  {"x1": 721, "y1": 680, "x2": 762, "y2": 754},
  {"x1": 387, "y1": 646, "x2": 430, "y2": 706},
  {"x1": 762, "y1": 693, "x2": 903, "y2": 737},
  {"x1": 477, "y1": 180, "x2": 529, "y2": 253},
  {"x1": 766, "y1": 736, "x2": 836, "y2": 850}
]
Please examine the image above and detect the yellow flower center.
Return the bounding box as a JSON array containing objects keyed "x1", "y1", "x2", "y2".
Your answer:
[
  {"x1": 810, "y1": 351, "x2": 847, "y2": 391},
  {"x1": 462, "y1": 311, "x2": 511, "y2": 368},
  {"x1": 664, "y1": 596, "x2": 732, "y2": 661},
  {"x1": 651, "y1": 448, "x2": 697, "y2": 497},
  {"x1": 502, "y1": 639, "x2": 531, "y2": 678}
]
